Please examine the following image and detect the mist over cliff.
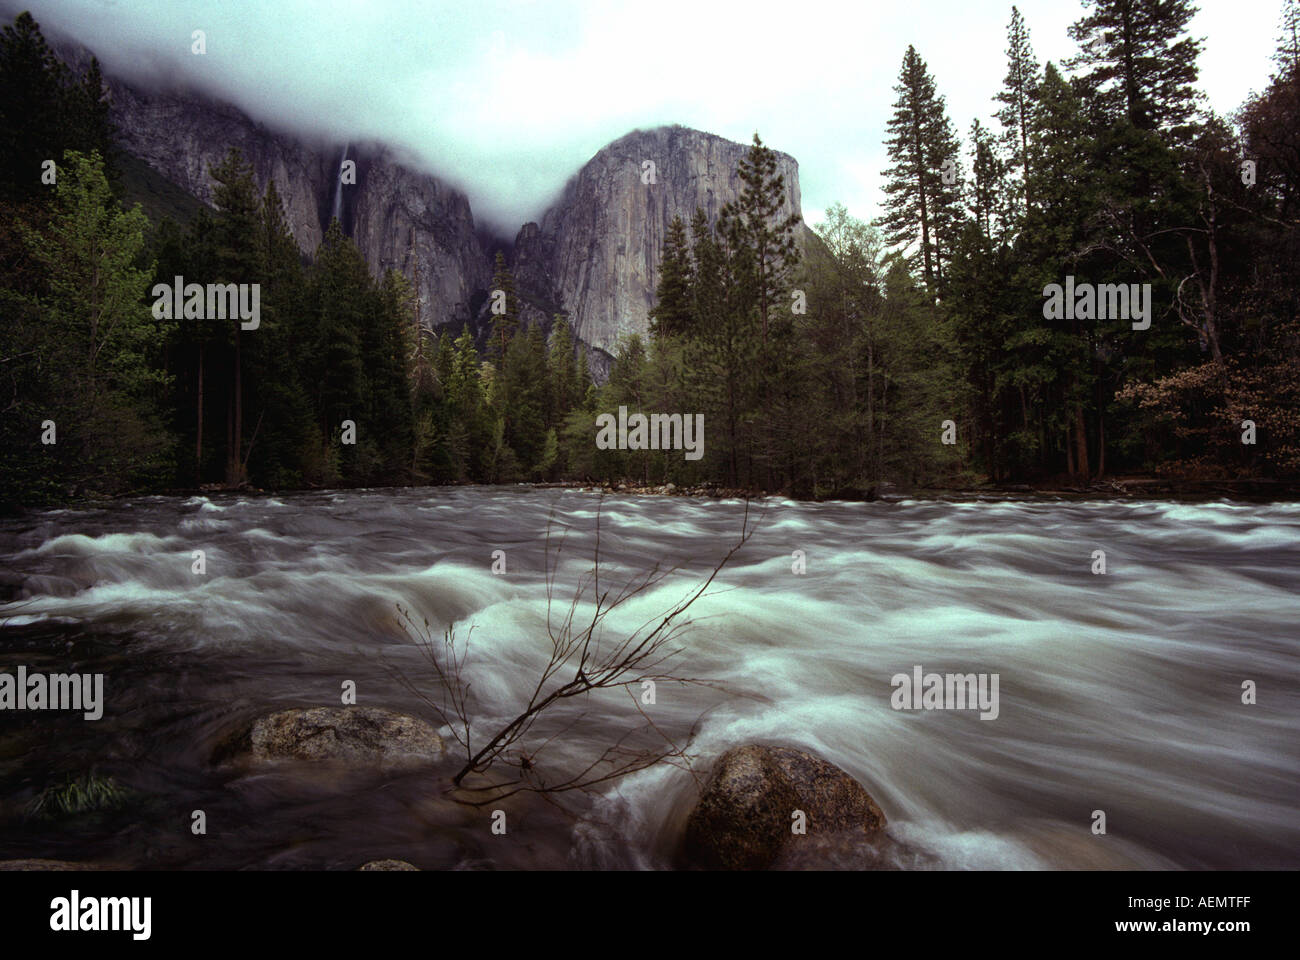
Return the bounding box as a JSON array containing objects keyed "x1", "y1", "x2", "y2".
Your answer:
[{"x1": 92, "y1": 59, "x2": 805, "y2": 370}]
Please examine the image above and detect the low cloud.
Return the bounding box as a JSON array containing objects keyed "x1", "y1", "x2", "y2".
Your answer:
[{"x1": 6, "y1": 0, "x2": 1280, "y2": 235}]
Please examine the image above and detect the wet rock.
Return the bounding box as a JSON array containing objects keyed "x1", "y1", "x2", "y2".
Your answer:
[
  {"x1": 681, "y1": 744, "x2": 887, "y2": 870},
  {"x1": 357, "y1": 859, "x2": 419, "y2": 871},
  {"x1": 216, "y1": 706, "x2": 443, "y2": 773}
]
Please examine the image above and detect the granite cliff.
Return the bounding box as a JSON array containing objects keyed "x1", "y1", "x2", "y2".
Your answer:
[
  {"x1": 106, "y1": 78, "x2": 490, "y2": 332},
  {"x1": 98, "y1": 68, "x2": 805, "y2": 375},
  {"x1": 511, "y1": 125, "x2": 804, "y2": 363}
]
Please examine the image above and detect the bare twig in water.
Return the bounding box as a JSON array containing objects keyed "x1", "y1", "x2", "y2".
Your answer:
[{"x1": 393, "y1": 495, "x2": 759, "y2": 806}]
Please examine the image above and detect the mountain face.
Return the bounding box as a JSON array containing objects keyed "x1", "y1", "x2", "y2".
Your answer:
[
  {"x1": 511, "y1": 126, "x2": 804, "y2": 361},
  {"x1": 100, "y1": 69, "x2": 804, "y2": 376},
  {"x1": 108, "y1": 80, "x2": 334, "y2": 253},
  {"x1": 345, "y1": 146, "x2": 491, "y2": 331},
  {"x1": 106, "y1": 79, "x2": 490, "y2": 330}
]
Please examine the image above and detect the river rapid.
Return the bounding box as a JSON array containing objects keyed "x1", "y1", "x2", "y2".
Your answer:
[{"x1": 1, "y1": 487, "x2": 1297, "y2": 870}]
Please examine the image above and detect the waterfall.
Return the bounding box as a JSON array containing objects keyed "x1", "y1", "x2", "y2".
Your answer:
[{"x1": 330, "y1": 144, "x2": 350, "y2": 226}]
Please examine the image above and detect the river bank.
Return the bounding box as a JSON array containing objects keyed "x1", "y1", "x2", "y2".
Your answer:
[{"x1": 11, "y1": 473, "x2": 1300, "y2": 520}]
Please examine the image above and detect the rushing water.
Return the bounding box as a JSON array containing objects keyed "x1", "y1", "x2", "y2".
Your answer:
[{"x1": 0, "y1": 488, "x2": 1297, "y2": 870}]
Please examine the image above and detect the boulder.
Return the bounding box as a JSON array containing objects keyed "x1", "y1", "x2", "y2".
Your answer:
[
  {"x1": 217, "y1": 706, "x2": 443, "y2": 773},
  {"x1": 681, "y1": 744, "x2": 887, "y2": 870},
  {"x1": 357, "y1": 859, "x2": 419, "y2": 871}
]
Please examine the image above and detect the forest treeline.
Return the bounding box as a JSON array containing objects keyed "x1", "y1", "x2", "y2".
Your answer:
[
  {"x1": 0, "y1": 12, "x2": 599, "y2": 509},
  {"x1": 617, "y1": 0, "x2": 1300, "y2": 494},
  {"x1": 2, "y1": 2, "x2": 1299, "y2": 510}
]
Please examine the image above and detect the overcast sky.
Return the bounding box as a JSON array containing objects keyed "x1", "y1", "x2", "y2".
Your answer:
[{"x1": 9, "y1": 0, "x2": 1289, "y2": 237}]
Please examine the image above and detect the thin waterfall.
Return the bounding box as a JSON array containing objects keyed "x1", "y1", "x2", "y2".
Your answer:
[{"x1": 330, "y1": 143, "x2": 350, "y2": 226}]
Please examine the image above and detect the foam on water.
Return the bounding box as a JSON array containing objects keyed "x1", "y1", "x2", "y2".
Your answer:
[{"x1": 1, "y1": 488, "x2": 1297, "y2": 869}]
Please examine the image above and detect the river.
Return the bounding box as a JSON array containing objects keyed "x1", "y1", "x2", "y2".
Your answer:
[{"x1": 1, "y1": 488, "x2": 1297, "y2": 869}]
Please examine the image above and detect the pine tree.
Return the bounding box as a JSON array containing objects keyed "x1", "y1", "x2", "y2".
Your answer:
[
  {"x1": 487, "y1": 251, "x2": 519, "y2": 365},
  {"x1": 306, "y1": 219, "x2": 370, "y2": 481},
  {"x1": 1019, "y1": 62, "x2": 1099, "y2": 479},
  {"x1": 0, "y1": 13, "x2": 75, "y2": 203},
  {"x1": 209, "y1": 148, "x2": 263, "y2": 486},
  {"x1": 718, "y1": 134, "x2": 801, "y2": 344},
  {"x1": 575, "y1": 344, "x2": 593, "y2": 408},
  {"x1": 994, "y1": 6, "x2": 1041, "y2": 218},
  {"x1": 500, "y1": 323, "x2": 548, "y2": 475},
  {"x1": 447, "y1": 326, "x2": 487, "y2": 479},
  {"x1": 649, "y1": 214, "x2": 694, "y2": 337},
  {"x1": 546, "y1": 314, "x2": 579, "y2": 425},
  {"x1": 880, "y1": 45, "x2": 965, "y2": 292},
  {"x1": 368, "y1": 269, "x2": 417, "y2": 481},
  {"x1": 967, "y1": 119, "x2": 1006, "y2": 245},
  {"x1": 246, "y1": 178, "x2": 313, "y2": 487},
  {"x1": 1276, "y1": 0, "x2": 1300, "y2": 80},
  {"x1": 688, "y1": 208, "x2": 752, "y2": 485},
  {"x1": 1068, "y1": 0, "x2": 1204, "y2": 140}
]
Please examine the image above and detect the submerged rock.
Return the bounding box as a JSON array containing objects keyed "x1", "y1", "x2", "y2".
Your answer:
[
  {"x1": 681, "y1": 744, "x2": 887, "y2": 870},
  {"x1": 216, "y1": 706, "x2": 443, "y2": 774},
  {"x1": 357, "y1": 859, "x2": 420, "y2": 871}
]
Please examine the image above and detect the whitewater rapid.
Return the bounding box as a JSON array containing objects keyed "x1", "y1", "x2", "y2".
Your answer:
[{"x1": 1, "y1": 488, "x2": 1297, "y2": 869}]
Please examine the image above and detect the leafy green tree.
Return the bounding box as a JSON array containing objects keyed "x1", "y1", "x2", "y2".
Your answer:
[{"x1": 11, "y1": 150, "x2": 171, "y2": 499}]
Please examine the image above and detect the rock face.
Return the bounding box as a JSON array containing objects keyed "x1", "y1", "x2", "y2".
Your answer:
[
  {"x1": 223, "y1": 706, "x2": 443, "y2": 773},
  {"x1": 681, "y1": 744, "x2": 886, "y2": 870},
  {"x1": 105, "y1": 78, "x2": 489, "y2": 331},
  {"x1": 108, "y1": 80, "x2": 334, "y2": 253},
  {"x1": 82, "y1": 41, "x2": 807, "y2": 374},
  {"x1": 348, "y1": 147, "x2": 490, "y2": 332},
  {"x1": 512, "y1": 126, "x2": 805, "y2": 364}
]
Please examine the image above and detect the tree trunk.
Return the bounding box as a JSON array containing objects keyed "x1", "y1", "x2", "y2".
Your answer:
[
  {"x1": 234, "y1": 330, "x2": 243, "y2": 484},
  {"x1": 195, "y1": 344, "x2": 204, "y2": 484},
  {"x1": 1097, "y1": 411, "x2": 1106, "y2": 479},
  {"x1": 1074, "y1": 406, "x2": 1090, "y2": 480}
]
